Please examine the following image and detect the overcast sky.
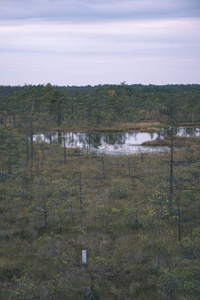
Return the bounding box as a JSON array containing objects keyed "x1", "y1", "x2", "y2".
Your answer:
[{"x1": 0, "y1": 0, "x2": 200, "y2": 86}]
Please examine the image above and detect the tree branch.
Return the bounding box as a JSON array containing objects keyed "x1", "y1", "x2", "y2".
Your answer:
[{"x1": 0, "y1": 171, "x2": 14, "y2": 177}]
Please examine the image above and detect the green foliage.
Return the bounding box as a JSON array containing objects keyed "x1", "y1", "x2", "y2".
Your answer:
[
  {"x1": 6, "y1": 273, "x2": 35, "y2": 300},
  {"x1": 0, "y1": 88, "x2": 200, "y2": 299},
  {"x1": 159, "y1": 260, "x2": 200, "y2": 300},
  {"x1": 1, "y1": 84, "x2": 200, "y2": 129},
  {"x1": 111, "y1": 177, "x2": 129, "y2": 198}
]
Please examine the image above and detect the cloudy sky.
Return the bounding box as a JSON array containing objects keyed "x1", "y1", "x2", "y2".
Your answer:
[{"x1": 0, "y1": 0, "x2": 200, "y2": 86}]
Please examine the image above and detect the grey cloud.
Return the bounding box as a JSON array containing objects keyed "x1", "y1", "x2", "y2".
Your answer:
[
  {"x1": 1, "y1": 0, "x2": 200, "y2": 22},
  {"x1": 1, "y1": 18, "x2": 199, "y2": 61},
  {"x1": 0, "y1": 0, "x2": 199, "y2": 86}
]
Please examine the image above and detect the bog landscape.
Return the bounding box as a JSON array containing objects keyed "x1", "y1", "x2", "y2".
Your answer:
[{"x1": 0, "y1": 83, "x2": 200, "y2": 299}]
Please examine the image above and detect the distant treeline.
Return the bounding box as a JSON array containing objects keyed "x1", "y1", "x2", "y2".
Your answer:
[
  {"x1": 0, "y1": 83, "x2": 200, "y2": 96},
  {"x1": 0, "y1": 83, "x2": 200, "y2": 128}
]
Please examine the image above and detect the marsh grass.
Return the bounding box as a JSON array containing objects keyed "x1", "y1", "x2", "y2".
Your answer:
[{"x1": 0, "y1": 128, "x2": 200, "y2": 299}]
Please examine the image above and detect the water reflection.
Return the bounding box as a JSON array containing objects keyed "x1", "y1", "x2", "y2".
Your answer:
[
  {"x1": 33, "y1": 127, "x2": 200, "y2": 155},
  {"x1": 176, "y1": 127, "x2": 200, "y2": 136}
]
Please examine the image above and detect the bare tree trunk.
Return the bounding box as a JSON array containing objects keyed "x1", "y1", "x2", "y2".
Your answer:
[
  {"x1": 79, "y1": 172, "x2": 83, "y2": 211},
  {"x1": 30, "y1": 121, "x2": 34, "y2": 158},
  {"x1": 128, "y1": 157, "x2": 131, "y2": 177},
  {"x1": 168, "y1": 126, "x2": 174, "y2": 214},
  {"x1": 69, "y1": 201, "x2": 75, "y2": 225},
  {"x1": 116, "y1": 157, "x2": 120, "y2": 176},
  {"x1": 43, "y1": 190, "x2": 48, "y2": 231},
  {"x1": 63, "y1": 138, "x2": 67, "y2": 164},
  {"x1": 13, "y1": 112, "x2": 16, "y2": 128},
  {"x1": 176, "y1": 197, "x2": 181, "y2": 243},
  {"x1": 26, "y1": 134, "x2": 29, "y2": 167},
  {"x1": 8, "y1": 137, "x2": 12, "y2": 176},
  {"x1": 101, "y1": 156, "x2": 106, "y2": 179},
  {"x1": 1, "y1": 150, "x2": 5, "y2": 181}
]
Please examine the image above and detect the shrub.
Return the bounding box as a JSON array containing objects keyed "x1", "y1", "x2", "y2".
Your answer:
[{"x1": 111, "y1": 178, "x2": 129, "y2": 199}]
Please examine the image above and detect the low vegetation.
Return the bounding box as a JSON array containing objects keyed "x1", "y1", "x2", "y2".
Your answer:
[{"x1": 0, "y1": 83, "x2": 200, "y2": 299}]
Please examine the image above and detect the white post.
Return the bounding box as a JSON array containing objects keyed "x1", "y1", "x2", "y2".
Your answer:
[{"x1": 82, "y1": 250, "x2": 87, "y2": 264}]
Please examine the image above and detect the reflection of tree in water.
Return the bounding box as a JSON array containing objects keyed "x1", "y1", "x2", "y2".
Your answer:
[
  {"x1": 43, "y1": 133, "x2": 52, "y2": 143},
  {"x1": 49, "y1": 133, "x2": 58, "y2": 143},
  {"x1": 78, "y1": 133, "x2": 89, "y2": 148},
  {"x1": 58, "y1": 133, "x2": 79, "y2": 147},
  {"x1": 90, "y1": 133, "x2": 102, "y2": 149},
  {"x1": 185, "y1": 127, "x2": 200, "y2": 136},
  {"x1": 58, "y1": 132, "x2": 62, "y2": 144},
  {"x1": 33, "y1": 128, "x2": 200, "y2": 154},
  {"x1": 69, "y1": 133, "x2": 79, "y2": 147},
  {"x1": 156, "y1": 132, "x2": 162, "y2": 140},
  {"x1": 62, "y1": 133, "x2": 70, "y2": 146},
  {"x1": 161, "y1": 127, "x2": 175, "y2": 138},
  {"x1": 33, "y1": 134, "x2": 45, "y2": 143},
  {"x1": 150, "y1": 133, "x2": 155, "y2": 140},
  {"x1": 131, "y1": 132, "x2": 138, "y2": 141},
  {"x1": 81, "y1": 133, "x2": 102, "y2": 149},
  {"x1": 103, "y1": 133, "x2": 126, "y2": 145},
  {"x1": 166, "y1": 127, "x2": 199, "y2": 137}
]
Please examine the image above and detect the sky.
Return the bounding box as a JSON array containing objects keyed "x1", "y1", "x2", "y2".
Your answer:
[{"x1": 0, "y1": 0, "x2": 200, "y2": 86}]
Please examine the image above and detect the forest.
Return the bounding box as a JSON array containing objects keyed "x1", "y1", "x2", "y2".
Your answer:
[{"x1": 0, "y1": 83, "x2": 200, "y2": 299}]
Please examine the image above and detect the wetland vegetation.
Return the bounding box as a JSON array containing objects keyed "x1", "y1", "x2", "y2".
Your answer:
[{"x1": 0, "y1": 83, "x2": 200, "y2": 299}]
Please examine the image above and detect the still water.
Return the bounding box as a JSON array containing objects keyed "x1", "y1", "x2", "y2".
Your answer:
[{"x1": 33, "y1": 127, "x2": 200, "y2": 155}]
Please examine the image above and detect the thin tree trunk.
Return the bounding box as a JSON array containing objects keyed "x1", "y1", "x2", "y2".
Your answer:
[
  {"x1": 43, "y1": 190, "x2": 48, "y2": 231},
  {"x1": 13, "y1": 112, "x2": 16, "y2": 128},
  {"x1": 8, "y1": 137, "x2": 12, "y2": 176},
  {"x1": 116, "y1": 158, "x2": 120, "y2": 176},
  {"x1": 26, "y1": 134, "x2": 29, "y2": 166},
  {"x1": 79, "y1": 172, "x2": 83, "y2": 211},
  {"x1": 30, "y1": 121, "x2": 34, "y2": 158},
  {"x1": 168, "y1": 126, "x2": 174, "y2": 214},
  {"x1": 128, "y1": 158, "x2": 131, "y2": 177},
  {"x1": 64, "y1": 139, "x2": 67, "y2": 164},
  {"x1": 177, "y1": 197, "x2": 181, "y2": 243},
  {"x1": 69, "y1": 201, "x2": 75, "y2": 225},
  {"x1": 101, "y1": 157, "x2": 106, "y2": 179}
]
